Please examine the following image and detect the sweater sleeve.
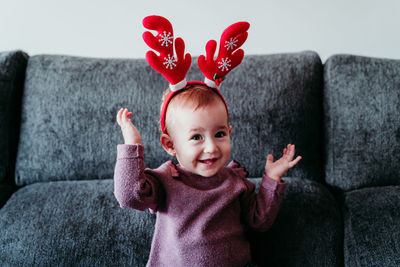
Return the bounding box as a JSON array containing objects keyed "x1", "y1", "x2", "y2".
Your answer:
[
  {"x1": 240, "y1": 174, "x2": 286, "y2": 232},
  {"x1": 113, "y1": 144, "x2": 163, "y2": 212}
]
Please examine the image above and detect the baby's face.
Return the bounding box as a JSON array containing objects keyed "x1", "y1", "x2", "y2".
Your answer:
[{"x1": 167, "y1": 100, "x2": 232, "y2": 177}]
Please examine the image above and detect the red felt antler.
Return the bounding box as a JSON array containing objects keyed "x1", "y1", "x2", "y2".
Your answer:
[
  {"x1": 198, "y1": 22, "x2": 250, "y2": 88},
  {"x1": 143, "y1": 15, "x2": 192, "y2": 90}
]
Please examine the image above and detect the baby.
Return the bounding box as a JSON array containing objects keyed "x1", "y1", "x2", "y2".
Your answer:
[
  {"x1": 114, "y1": 15, "x2": 302, "y2": 267},
  {"x1": 114, "y1": 83, "x2": 302, "y2": 266}
]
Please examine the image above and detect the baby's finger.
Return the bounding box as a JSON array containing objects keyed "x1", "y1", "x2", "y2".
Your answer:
[
  {"x1": 266, "y1": 154, "x2": 274, "y2": 165},
  {"x1": 283, "y1": 144, "x2": 292, "y2": 160},
  {"x1": 288, "y1": 144, "x2": 295, "y2": 157},
  {"x1": 119, "y1": 109, "x2": 129, "y2": 126},
  {"x1": 122, "y1": 108, "x2": 130, "y2": 120},
  {"x1": 289, "y1": 155, "x2": 302, "y2": 168},
  {"x1": 116, "y1": 108, "x2": 124, "y2": 125},
  {"x1": 127, "y1": 112, "x2": 133, "y2": 118}
]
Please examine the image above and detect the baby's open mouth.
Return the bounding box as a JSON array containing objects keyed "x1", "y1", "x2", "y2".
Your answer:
[{"x1": 199, "y1": 158, "x2": 218, "y2": 165}]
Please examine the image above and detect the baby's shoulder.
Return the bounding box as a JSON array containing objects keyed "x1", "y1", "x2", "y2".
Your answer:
[
  {"x1": 225, "y1": 160, "x2": 249, "y2": 179},
  {"x1": 223, "y1": 161, "x2": 256, "y2": 195},
  {"x1": 144, "y1": 160, "x2": 177, "y2": 180}
]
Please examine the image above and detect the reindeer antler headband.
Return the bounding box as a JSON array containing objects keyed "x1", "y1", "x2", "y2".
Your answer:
[{"x1": 142, "y1": 15, "x2": 250, "y2": 133}]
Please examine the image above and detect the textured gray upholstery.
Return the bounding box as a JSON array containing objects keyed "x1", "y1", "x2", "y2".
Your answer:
[
  {"x1": 0, "y1": 179, "x2": 155, "y2": 266},
  {"x1": 15, "y1": 52, "x2": 323, "y2": 185},
  {"x1": 0, "y1": 51, "x2": 28, "y2": 184},
  {"x1": 0, "y1": 177, "x2": 341, "y2": 266},
  {"x1": 220, "y1": 52, "x2": 323, "y2": 182},
  {"x1": 324, "y1": 55, "x2": 400, "y2": 191},
  {"x1": 0, "y1": 50, "x2": 28, "y2": 208},
  {"x1": 249, "y1": 178, "x2": 342, "y2": 267},
  {"x1": 15, "y1": 55, "x2": 166, "y2": 185},
  {"x1": 3, "y1": 49, "x2": 398, "y2": 266},
  {"x1": 342, "y1": 186, "x2": 400, "y2": 267}
]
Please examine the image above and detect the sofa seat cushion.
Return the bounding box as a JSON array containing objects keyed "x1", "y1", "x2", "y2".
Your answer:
[
  {"x1": 343, "y1": 186, "x2": 400, "y2": 267},
  {"x1": 0, "y1": 179, "x2": 155, "y2": 266},
  {"x1": 249, "y1": 178, "x2": 342, "y2": 267},
  {"x1": 0, "y1": 178, "x2": 341, "y2": 266}
]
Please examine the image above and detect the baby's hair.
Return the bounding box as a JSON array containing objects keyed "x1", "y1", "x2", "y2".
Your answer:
[{"x1": 160, "y1": 84, "x2": 228, "y2": 134}]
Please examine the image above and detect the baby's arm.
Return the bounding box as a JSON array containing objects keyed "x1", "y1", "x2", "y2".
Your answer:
[
  {"x1": 241, "y1": 176, "x2": 286, "y2": 231},
  {"x1": 241, "y1": 144, "x2": 301, "y2": 231},
  {"x1": 114, "y1": 108, "x2": 162, "y2": 211}
]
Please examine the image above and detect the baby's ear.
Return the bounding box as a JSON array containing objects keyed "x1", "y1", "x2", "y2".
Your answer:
[
  {"x1": 160, "y1": 134, "x2": 176, "y2": 156},
  {"x1": 228, "y1": 125, "x2": 232, "y2": 135}
]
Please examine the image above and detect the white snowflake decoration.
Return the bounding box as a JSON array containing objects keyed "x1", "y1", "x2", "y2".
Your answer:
[
  {"x1": 163, "y1": 54, "x2": 177, "y2": 70},
  {"x1": 224, "y1": 37, "x2": 238, "y2": 50},
  {"x1": 159, "y1": 31, "x2": 173, "y2": 47},
  {"x1": 218, "y1": 57, "x2": 231, "y2": 72}
]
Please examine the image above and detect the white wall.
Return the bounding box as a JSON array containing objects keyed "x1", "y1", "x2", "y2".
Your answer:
[{"x1": 1, "y1": 0, "x2": 400, "y2": 62}]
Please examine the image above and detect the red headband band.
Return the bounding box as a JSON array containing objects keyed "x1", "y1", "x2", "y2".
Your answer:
[{"x1": 142, "y1": 15, "x2": 249, "y2": 133}]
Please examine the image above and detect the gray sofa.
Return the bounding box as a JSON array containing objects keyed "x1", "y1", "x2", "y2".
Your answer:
[{"x1": 0, "y1": 49, "x2": 399, "y2": 267}]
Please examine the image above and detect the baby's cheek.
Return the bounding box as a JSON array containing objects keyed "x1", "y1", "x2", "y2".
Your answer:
[{"x1": 223, "y1": 142, "x2": 231, "y2": 158}]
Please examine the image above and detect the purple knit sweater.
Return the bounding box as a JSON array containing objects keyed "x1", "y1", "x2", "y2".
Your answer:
[{"x1": 114, "y1": 144, "x2": 286, "y2": 267}]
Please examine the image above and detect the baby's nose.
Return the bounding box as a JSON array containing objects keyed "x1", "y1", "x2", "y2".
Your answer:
[{"x1": 203, "y1": 139, "x2": 217, "y2": 153}]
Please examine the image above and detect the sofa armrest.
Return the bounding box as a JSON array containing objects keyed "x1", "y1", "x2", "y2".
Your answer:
[{"x1": 0, "y1": 50, "x2": 28, "y2": 187}]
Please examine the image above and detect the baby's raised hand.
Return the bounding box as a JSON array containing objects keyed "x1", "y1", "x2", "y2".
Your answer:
[
  {"x1": 265, "y1": 144, "x2": 302, "y2": 182},
  {"x1": 116, "y1": 108, "x2": 142, "y2": 145}
]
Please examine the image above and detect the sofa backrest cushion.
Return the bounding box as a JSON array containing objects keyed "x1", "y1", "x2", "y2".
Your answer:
[
  {"x1": 217, "y1": 52, "x2": 323, "y2": 182},
  {"x1": 0, "y1": 50, "x2": 28, "y2": 184},
  {"x1": 15, "y1": 51, "x2": 323, "y2": 185},
  {"x1": 15, "y1": 55, "x2": 167, "y2": 185},
  {"x1": 324, "y1": 55, "x2": 400, "y2": 191}
]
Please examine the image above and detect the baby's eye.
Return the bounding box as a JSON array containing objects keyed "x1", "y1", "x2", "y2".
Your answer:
[
  {"x1": 191, "y1": 134, "x2": 202, "y2": 141},
  {"x1": 215, "y1": 131, "x2": 227, "y2": 138}
]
